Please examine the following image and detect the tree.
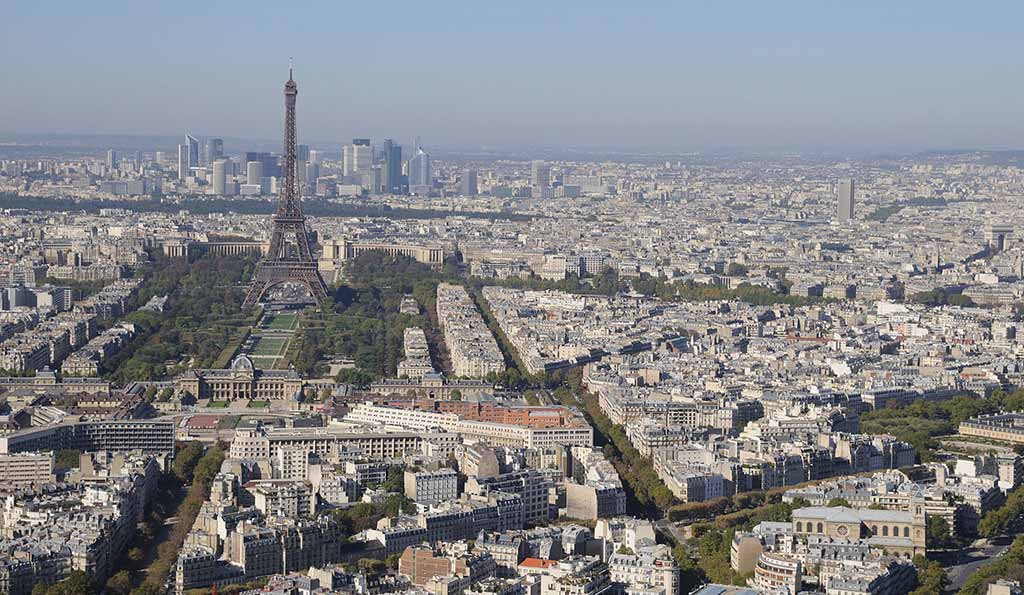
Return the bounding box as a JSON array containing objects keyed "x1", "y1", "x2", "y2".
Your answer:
[
  {"x1": 909, "y1": 555, "x2": 946, "y2": 595},
  {"x1": 331, "y1": 502, "x2": 385, "y2": 534},
  {"x1": 926, "y1": 516, "x2": 954, "y2": 549},
  {"x1": 979, "y1": 482, "x2": 1024, "y2": 538},
  {"x1": 826, "y1": 498, "x2": 851, "y2": 508},
  {"x1": 336, "y1": 367, "x2": 375, "y2": 388},
  {"x1": 171, "y1": 441, "x2": 204, "y2": 483},
  {"x1": 40, "y1": 571, "x2": 97, "y2": 595},
  {"x1": 192, "y1": 444, "x2": 225, "y2": 485},
  {"x1": 358, "y1": 558, "x2": 386, "y2": 576},
  {"x1": 54, "y1": 449, "x2": 81, "y2": 471},
  {"x1": 383, "y1": 494, "x2": 417, "y2": 517},
  {"x1": 726, "y1": 262, "x2": 749, "y2": 277},
  {"x1": 105, "y1": 571, "x2": 132, "y2": 595},
  {"x1": 381, "y1": 465, "x2": 405, "y2": 493},
  {"x1": 948, "y1": 293, "x2": 975, "y2": 308}
]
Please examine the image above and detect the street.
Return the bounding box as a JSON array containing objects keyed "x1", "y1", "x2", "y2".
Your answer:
[
  {"x1": 944, "y1": 536, "x2": 1012, "y2": 594},
  {"x1": 654, "y1": 518, "x2": 690, "y2": 546}
]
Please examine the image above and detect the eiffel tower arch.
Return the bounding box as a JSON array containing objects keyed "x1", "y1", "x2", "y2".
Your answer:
[{"x1": 243, "y1": 66, "x2": 329, "y2": 309}]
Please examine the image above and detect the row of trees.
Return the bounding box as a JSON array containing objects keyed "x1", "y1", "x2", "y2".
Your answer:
[
  {"x1": 909, "y1": 287, "x2": 976, "y2": 308},
  {"x1": 134, "y1": 443, "x2": 225, "y2": 595},
  {"x1": 30, "y1": 444, "x2": 223, "y2": 595},
  {"x1": 468, "y1": 266, "x2": 814, "y2": 306},
  {"x1": 978, "y1": 482, "x2": 1024, "y2": 537},
  {"x1": 183, "y1": 578, "x2": 269, "y2": 595},
  {"x1": 471, "y1": 287, "x2": 545, "y2": 386},
  {"x1": 40, "y1": 276, "x2": 110, "y2": 301},
  {"x1": 669, "y1": 485, "x2": 806, "y2": 523},
  {"x1": 549, "y1": 375, "x2": 677, "y2": 516},
  {"x1": 467, "y1": 268, "x2": 630, "y2": 298},
  {"x1": 31, "y1": 572, "x2": 98, "y2": 595},
  {"x1": 100, "y1": 445, "x2": 206, "y2": 595}
]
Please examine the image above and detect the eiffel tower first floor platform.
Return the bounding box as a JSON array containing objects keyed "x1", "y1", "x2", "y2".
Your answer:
[{"x1": 243, "y1": 259, "x2": 330, "y2": 308}]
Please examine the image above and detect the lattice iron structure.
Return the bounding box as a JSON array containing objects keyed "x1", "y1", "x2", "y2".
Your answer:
[{"x1": 243, "y1": 65, "x2": 329, "y2": 308}]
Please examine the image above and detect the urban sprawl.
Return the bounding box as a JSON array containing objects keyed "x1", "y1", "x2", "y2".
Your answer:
[{"x1": 2, "y1": 91, "x2": 1024, "y2": 595}]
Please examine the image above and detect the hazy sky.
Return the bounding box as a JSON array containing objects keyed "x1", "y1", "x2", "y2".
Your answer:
[{"x1": 2, "y1": 1, "x2": 1022, "y2": 152}]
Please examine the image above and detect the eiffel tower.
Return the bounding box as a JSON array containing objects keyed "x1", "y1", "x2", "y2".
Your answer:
[{"x1": 243, "y1": 64, "x2": 329, "y2": 308}]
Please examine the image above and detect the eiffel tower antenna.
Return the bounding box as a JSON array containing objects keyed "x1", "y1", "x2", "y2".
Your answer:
[{"x1": 243, "y1": 66, "x2": 330, "y2": 308}]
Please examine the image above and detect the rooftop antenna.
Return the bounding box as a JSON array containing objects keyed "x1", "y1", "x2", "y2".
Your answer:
[{"x1": 289, "y1": 57, "x2": 294, "y2": 80}]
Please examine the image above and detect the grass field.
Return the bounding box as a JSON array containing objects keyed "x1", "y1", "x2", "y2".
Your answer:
[
  {"x1": 250, "y1": 336, "x2": 287, "y2": 356},
  {"x1": 263, "y1": 313, "x2": 298, "y2": 331},
  {"x1": 213, "y1": 328, "x2": 251, "y2": 368},
  {"x1": 208, "y1": 400, "x2": 230, "y2": 408},
  {"x1": 247, "y1": 400, "x2": 270, "y2": 408}
]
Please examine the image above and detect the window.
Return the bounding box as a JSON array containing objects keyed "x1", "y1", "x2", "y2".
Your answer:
[
  {"x1": 817, "y1": 522, "x2": 823, "y2": 533},
  {"x1": 882, "y1": 526, "x2": 888, "y2": 536},
  {"x1": 903, "y1": 527, "x2": 909, "y2": 537},
  {"x1": 796, "y1": 522, "x2": 802, "y2": 532}
]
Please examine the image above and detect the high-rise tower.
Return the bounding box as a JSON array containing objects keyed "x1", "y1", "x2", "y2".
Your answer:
[
  {"x1": 836, "y1": 178, "x2": 854, "y2": 221},
  {"x1": 343, "y1": 138, "x2": 373, "y2": 184},
  {"x1": 243, "y1": 65, "x2": 329, "y2": 308},
  {"x1": 408, "y1": 146, "x2": 431, "y2": 194},
  {"x1": 185, "y1": 134, "x2": 200, "y2": 169},
  {"x1": 460, "y1": 169, "x2": 478, "y2": 197},
  {"x1": 380, "y1": 139, "x2": 403, "y2": 194},
  {"x1": 205, "y1": 138, "x2": 224, "y2": 165},
  {"x1": 531, "y1": 160, "x2": 551, "y2": 198}
]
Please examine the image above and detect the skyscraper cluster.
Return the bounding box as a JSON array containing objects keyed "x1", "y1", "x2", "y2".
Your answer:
[
  {"x1": 339, "y1": 137, "x2": 435, "y2": 196},
  {"x1": 167, "y1": 129, "x2": 444, "y2": 198}
]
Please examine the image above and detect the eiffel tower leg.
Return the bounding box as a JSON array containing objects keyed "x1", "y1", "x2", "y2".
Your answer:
[
  {"x1": 302, "y1": 269, "x2": 330, "y2": 303},
  {"x1": 243, "y1": 278, "x2": 269, "y2": 309}
]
